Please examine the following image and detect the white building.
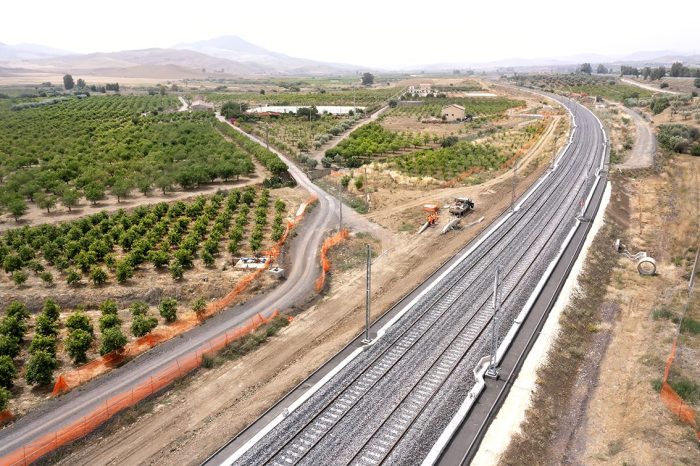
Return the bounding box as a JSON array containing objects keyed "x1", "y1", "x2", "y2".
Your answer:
[{"x1": 407, "y1": 83, "x2": 434, "y2": 97}]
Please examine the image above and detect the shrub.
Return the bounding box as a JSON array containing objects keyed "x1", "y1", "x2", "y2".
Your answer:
[
  {"x1": 149, "y1": 250, "x2": 170, "y2": 268},
  {"x1": 0, "y1": 335, "x2": 20, "y2": 358},
  {"x1": 3, "y1": 254, "x2": 22, "y2": 273},
  {"x1": 680, "y1": 317, "x2": 700, "y2": 335},
  {"x1": 65, "y1": 329, "x2": 93, "y2": 364},
  {"x1": 354, "y1": 176, "x2": 364, "y2": 191},
  {"x1": 66, "y1": 269, "x2": 81, "y2": 286},
  {"x1": 115, "y1": 260, "x2": 134, "y2": 283},
  {"x1": 12, "y1": 271, "x2": 27, "y2": 286},
  {"x1": 29, "y1": 334, "x2": 57, "y2": 356},
  {"x1": 35, "y1": 314, "x2": 58, "y2": 337},
  {"x1": 99, "y1": 313, "x2": 122, "y2": 333},
  {"x1": 4, "y1": 301, "x2": 29, "y2": 321},
  {"x1": 129, "y1": 301, "x2": 149, "y2": 317},
  {"x1": 170, "y1": 262, "x2": 184, "y2": 280},
  {"x1": 100, "y1": 327, "x2": 127, "y2": 355},
  {"x1": 131, "y1": 314, "x2": 158, "y2": 337},
  {"x1": 0, "y1": 316, "x2": 27, "y2": 342},
  {"x1": 99, "y1": 299, "x2": 119, "y2": 315},
  {"x1": 90, "y1": 266, "x2": 108, "y2": 285},
  {"x1": 39, "y1": 271, "x2": 54, "y2": 285},
  {"x1": 202, "y1": 250, "x2": 215, "y2": 267},
  {"x1": 42, "y1": 299, "x2": 60, "y2": 321},
  {"x1": 158, "y1": 298, "x2": 178, "y2": 322},
  {"x1": 0, "y1": 355, "x2": 17, "y2": 388},
  {"x1": 0, "y1": 386, "x2": 9, "y2": 411},
  {"x1": 25, "y1": 350, "x2": 57, "y2": 385},
  {"x1": 192, "y1": 297, "x2": 207, "y2": 316},
  {"x1": 66, "y1": 311, "x2": 93, "y2": 334}
]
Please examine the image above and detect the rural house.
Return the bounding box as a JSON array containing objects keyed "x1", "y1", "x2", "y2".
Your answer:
[{"x1": 441, "y1": 103, "x2": 466, "y2": 121}]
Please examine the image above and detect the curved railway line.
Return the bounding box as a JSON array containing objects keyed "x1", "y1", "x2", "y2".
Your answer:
[{"x1": 208, "y1": 93, "x2": 607, "y2": 465}]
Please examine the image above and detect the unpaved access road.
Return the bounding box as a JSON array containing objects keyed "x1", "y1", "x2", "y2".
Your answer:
[
  {"x1": 615, "y1": 105, "x2": 656, "y2": 169},
  {"x1": 620, "y1": 78, "x2": 679, "y2": 95},
  {"x1": 0, "y1": 112, "x2": 389, "y2": 464}
]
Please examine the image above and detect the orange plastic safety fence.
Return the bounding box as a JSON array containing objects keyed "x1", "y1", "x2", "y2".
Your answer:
[
  {"x1": 51, "y1": 196, "x2": 316, "y2": 398},
  {"x1": 314, "y1": 229, "x2": 349, "y2": 292},
  {"x1": 660, "y1": 336, "x2": 700, "y2": 441},
  {"x1": 2, "y1": 311, "x2": 282, "y2": 466},
  {"x1": 0, "y1": 410, "x2": 13, "y2": 427}
]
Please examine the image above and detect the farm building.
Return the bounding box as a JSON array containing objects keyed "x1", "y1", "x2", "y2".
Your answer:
[
  {"x1": 191, "y1": 100, "x2": 214, "y2": 112},
  {"x1": 408, "y1": 83, "x2": 434, "y2": 97},
  {"x1": 441, "y1": 104, "x2": 466, "y2": 121}
]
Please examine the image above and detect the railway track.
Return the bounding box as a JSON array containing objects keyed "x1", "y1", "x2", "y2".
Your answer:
[{"x1": 210, "y1": 95, "x2": 605, "y2": 466}]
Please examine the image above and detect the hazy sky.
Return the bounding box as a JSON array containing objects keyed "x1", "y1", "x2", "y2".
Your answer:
[{"x1": 3, "y1": 0, "x2": 698, "y2": 67}]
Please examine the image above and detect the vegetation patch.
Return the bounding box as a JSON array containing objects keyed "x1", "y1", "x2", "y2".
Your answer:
[
  {"x1": 0, "y1": 96, "x2": 269, "y2": 220},
  {"x1": 0, "y1": 188, "x2": 287, "y2": 288},
  {"x1": 389, "y1": 96, "x2": 524, "y2": 120},
  {"x1": 509, "y1": 74, "x2": 652, "y2": 102}
]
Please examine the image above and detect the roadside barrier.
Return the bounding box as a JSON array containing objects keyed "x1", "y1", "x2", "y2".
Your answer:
[
  {"x1": 314, "y1": 229, "x2": 349, "y2": 292},
  {"x1": 660, "y1": 338, "x2": 699, "y2": 441},
  {"x1": 0, "y1": 411, "x2": 13, "y2": 427},
  {"x1": 2, "y1": 311, "x2": 282, "y2": 466},
  {"x1": 50, "y1": 195, "x2": 316, "y2": 397},
  {"x1": 659, "y1": 247, "x2": 700, "y2": 442}
]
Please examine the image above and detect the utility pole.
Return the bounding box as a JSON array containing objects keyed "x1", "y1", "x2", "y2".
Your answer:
[
  {"x1": 510, "y1": 159, "x2": 519, "y2": 212},
  {"x1": 578, "y1": 173, "x2": 589, "y2": 221},
  {"x1": 362, "y1": 244, "x2": 371, "y2": 344},
  {"x1": 364, "y1": 165, "x2": 369, "y2": 210},
  {"x1": 265, "y1": 122, "x2": 270, "y2": 150},
  {"x1": 486, "y1": 267, "x2": 501, "y2": 379},
  {"x1": 353, "y1": 85, "x2": 356, "y2": 114},
  {"x1": 337, "y1": 183, "x2": 343, "y2": 232}
]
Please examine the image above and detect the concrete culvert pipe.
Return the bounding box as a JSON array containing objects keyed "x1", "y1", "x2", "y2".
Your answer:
[{"x1": 637, "y1": 257, "x2": 657, "y2": 276}]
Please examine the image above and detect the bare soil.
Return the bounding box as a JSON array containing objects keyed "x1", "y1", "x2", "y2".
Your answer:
[
  {"x1": 581, "y1": 156, "x2": 700, "y2": 465},
  {"x1": 499, "y1": 153, "x2": 700, "y2": 465}
]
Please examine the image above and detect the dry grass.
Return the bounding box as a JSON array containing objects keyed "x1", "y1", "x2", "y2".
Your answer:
[{"x1": 498, "y1": 190, "x2": 625, "y2": 465}]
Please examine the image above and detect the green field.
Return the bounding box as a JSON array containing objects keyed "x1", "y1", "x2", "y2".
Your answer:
[
  {"x1": 238, "y1": 114, "x2": 360, "y2": 159},
  {"x1": 0, "y1": 187, "x2": 287, "y2": 288},
  {"x1": 325, "y1": 122, "x2": 427, "y2": 166},
  {"x1": 0, "y1": 95, "x2": 264, "y2": 210},
  {"x1": 205, "y1": 87, "x2": 399, "y2": 112},
  {"x1": 509, "y1": 75, "x2": 653, "y2": 101},
  {"x1": 388, "y1": 97, "x2": 525, "y2": 119},
  {"x1": 390, "y1": 141, "x2": 506, "y2": 180}
]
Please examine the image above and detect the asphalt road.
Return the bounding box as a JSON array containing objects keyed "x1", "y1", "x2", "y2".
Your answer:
[
  {"x1": 0, "y1": 112, "x2": 371, "y2": 462},
  {"x1": 205, "y1": 96, "x2": 606, "y2": 466}
]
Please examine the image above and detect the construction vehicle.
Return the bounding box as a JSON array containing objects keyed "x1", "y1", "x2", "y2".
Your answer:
[{"x1": 448, "y1": 197, "x2": 475, "y2": 217}]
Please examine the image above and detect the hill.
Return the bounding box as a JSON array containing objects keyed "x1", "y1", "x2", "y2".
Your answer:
[{"x1": 173, "y1": 35, "x2": 354, "y2": 74}]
